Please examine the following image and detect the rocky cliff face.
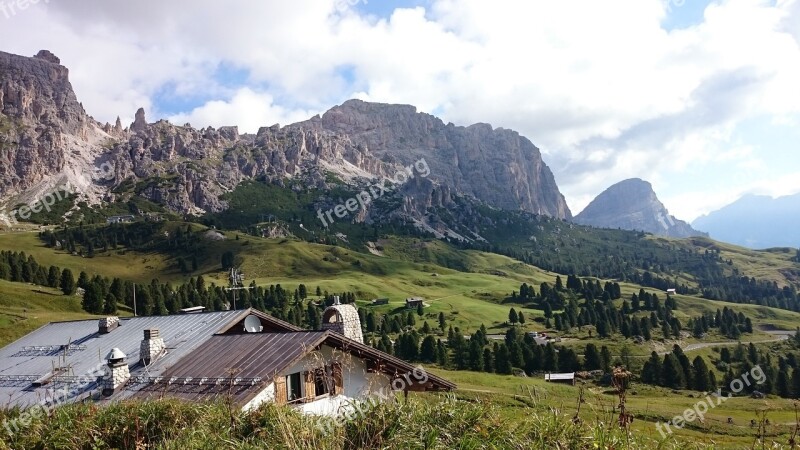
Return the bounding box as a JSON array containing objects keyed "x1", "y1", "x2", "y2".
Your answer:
[
  {"x1": 574, "y1": 178, "x2": 706, "y2": 238},
  {"x1": 299, "y1": 100, "x2": 571, "y2": 219},
  {"x1": 0, "y1": 50, "x2": 571, "y2": 228}
]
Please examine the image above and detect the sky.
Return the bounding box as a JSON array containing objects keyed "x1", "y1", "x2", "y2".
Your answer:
[{"x1": 0, "y1": 0, "x2": 799, "y2": 221}]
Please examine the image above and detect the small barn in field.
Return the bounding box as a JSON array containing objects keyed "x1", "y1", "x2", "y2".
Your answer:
[{"x1": 544, "y1": 373, "x2": 575, "y2": 386}]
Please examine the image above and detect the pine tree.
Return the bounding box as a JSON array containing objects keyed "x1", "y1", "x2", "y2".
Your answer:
[
  {"x1": 518, "y1": 311, "x2": 525, "y2": 325},
  {"x1": 60, "y1": 268, "x2": 76, "y2": 296},
  {"x1": 792, "y1": 368, "x2": 800, "y2": 399},
  {"x1": 642, "y1": 352, "x2": 663, "y2": 385},
  {"x1": 508, "y1": 308, "x2": 518, "y2": 325},
  {"x1": 662, "y1": 354, "x2": 686, "y2": 389},
  {"x1": 583, "y1": 344, "x2": 602, "y2": 370},
  {"x1": 47, "y1": 266, "x2": 60, "y2": 288},
  {"x1": 82, "y1": 282, "x2": 104, "y2": 314},
  {"x1": 692, "y1": 356, "x2": 712, "y2": 392},
  {"x1": 483, "y1": 348, "x2": 494, "y2": 373},
  {"x1": 417, "y1": 302, "x2": 424, "y2": 317},
  {"x1": 420, "y1": 335, "x2": 437, "y2": 363},
  {"x1": 777, "y1": 370, "x2": 791, "y2": 398},
  {"x1": 103, "y1": 293, "x2": 118, "y2": 315},
  {"x1": 600, "y1": 346, "x2": 613, "y2": 373},
  {"x1": 495, "y1": 344, "x2": 512, "y2": 374},
  {"x1": 438, "y1": 312, "x2": 446, "y2": 331},
  {"x1": 468, "y1": 340, "x2": 484, "y2": 371}
]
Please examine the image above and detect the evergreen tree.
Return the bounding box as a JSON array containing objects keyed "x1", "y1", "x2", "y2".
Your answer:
[
  {"x1": 583, "y1": 344, "x2": 602, "y2": 370},
  {"x1": 438, "y1": 312, "x2": 446, "y2": 331},
  {"x1": 436, "y1": 340, "x2": 449, "y2": 367},
  {"x1": 47, "y1": 266, "x2": 60, "y2": 288},
  {"x1": 483, "y1": 348, "x2": 494, "y2": 373},
  {"x1": 60, "y1": 268, "x2": 76, "y2": 295},
  {"x1": 518, "y1": 311, "x2": 525, "y2": 325},
  {"x1": 77, "y1": 271, "x2": 89, "y2": 290},
  {"x1": 662, "y1": 354, "x2": 686, "y2": 389},
  {"x1": 642, "y1": 352, "x2": 663, "y2": 385},
  {"x1": 600, "y1": 346, "x2": 613, "y2": 373},
  {"x1": 420, "y1": 335, "x2": 437, "y2": 363},
  {"x1": 103, "y1": 293, "x2": 118, "y2": 315},
  {"x1": 692, "y1": 356, "x2": 712, "y2": 392},
  {"x1": 777, "y1": 370, "x2": 791, "y2": 398},
  {"x1": 417, "y1": 302, "x2": 425, "y2": 317},
  {"x1": 468, "y1": 339, "x2": 484, "y2": 371},
  {"x1": 792, "y1": 368, "x2": 800, "y2": 399},
  {"x1": 495, "y1": 344, "x2": 513, "y2": 374},
  {"x1": 508, "y1": 308, "x2": 518, "y2": 325},
  {"x1": 82, "y1": 282, "x2": 104, "y2": 314}
]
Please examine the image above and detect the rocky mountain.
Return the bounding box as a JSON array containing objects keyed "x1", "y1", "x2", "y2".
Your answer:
[
  {"x1": 0, "y1": 50, "x2": 571, "y2": 232},
  {"x1": 692, "y1": 193, "x2": 800, "y2": 249},
  {"x1": 574, "y1": 178, "x2": 706, "y2": 238}
]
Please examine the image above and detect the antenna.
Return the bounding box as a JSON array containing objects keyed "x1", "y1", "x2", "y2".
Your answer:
[{"x1": 243, "y1": 315, "x2": 263, "y2": 333}]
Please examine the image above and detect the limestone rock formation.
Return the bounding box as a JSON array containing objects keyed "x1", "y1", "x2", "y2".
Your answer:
[{"x1": 574, "y1": 178, "x2": 706, "y2": 238}]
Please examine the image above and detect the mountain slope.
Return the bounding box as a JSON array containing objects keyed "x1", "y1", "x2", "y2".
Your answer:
[
  {"x1": 693, "y1": 193, "x2": 800, "y2": 249},
  {"x1": 0, "y1": 49, "x2": 571, "y2": 227},
  {"x1": 574, "y1": 178, "x2": 706, "y2": 238}
]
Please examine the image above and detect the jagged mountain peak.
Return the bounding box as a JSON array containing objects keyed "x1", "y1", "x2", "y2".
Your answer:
[
  {"x1": 574, "y1": 178, "x2": 706, "y2": 238},
  {"x1": 1, "y1": 49, "x2": 572, "y2": 228}
]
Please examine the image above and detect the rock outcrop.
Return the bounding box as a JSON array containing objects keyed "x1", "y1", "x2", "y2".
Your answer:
[
  {"x1": 0, "y1": 50, "x2": 572, "y2": 227},
  {"x1": 574, "y1": 178, "x2": 706, "y2": 238}
]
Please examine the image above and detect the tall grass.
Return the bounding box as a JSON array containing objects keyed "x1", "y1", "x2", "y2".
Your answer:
[{"x1": 0, "y1": 395, "x2": 718, "y2": 450}]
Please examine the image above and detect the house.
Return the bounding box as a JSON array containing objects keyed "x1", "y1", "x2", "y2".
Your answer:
[
  {"x1": 405, "y1": 297, "x2": 425, "y2": 309},
  {"x1": 544, "y1": 373, "x2": 575, "y2": 386},
  {"x1": 106, "y1": 215, "x2": 135, "y2": 224},
  {"x1": 0, "y1": 300, "x2": 455, "y2": 418},
  {"x1": 666, "y1": 289, "x2": 677, "y2": 295},
  {"x1": 371, "y1": 298, "x2": 389, "y2": 306}
]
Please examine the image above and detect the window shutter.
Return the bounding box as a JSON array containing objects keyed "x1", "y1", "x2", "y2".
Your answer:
[
  {"x1": 304, "y1": 371, "x2": 316, "y2": 401},
  {"x1": 274, "y1": 376, "x2": 287, "y2": 405},
  {"x1": 331, "y1": 362, "x2": 343, "y2": 396}
]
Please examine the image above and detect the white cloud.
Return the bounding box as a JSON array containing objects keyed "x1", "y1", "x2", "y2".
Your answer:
[
  {"x1": 0, "y1": 0, "x2": 798, "y2": 219},
  {"x1": 167, "y1": 88, "x2": 314, "y2": 132}
]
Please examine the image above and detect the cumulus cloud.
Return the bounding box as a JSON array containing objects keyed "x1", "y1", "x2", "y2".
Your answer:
[{"x1": 0, "y1": 0, "x2": 798, "y2": 218}]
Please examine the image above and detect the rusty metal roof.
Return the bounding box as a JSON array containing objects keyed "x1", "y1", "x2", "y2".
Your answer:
[{"x1": 129, "y1": 332, "x2": 329, "y2": 405}]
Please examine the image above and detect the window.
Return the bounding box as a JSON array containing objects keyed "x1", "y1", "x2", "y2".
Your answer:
[
  {"x1": 314, "y1": 368, "x2": 329, "y2": 397},
  {"x1": 287, "y1": 372, "x2": 302, "y2": 402}
]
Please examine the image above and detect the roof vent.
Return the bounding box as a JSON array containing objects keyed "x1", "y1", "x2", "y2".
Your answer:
[{"x1": 99, "y1": 317, "x2": 120, "y2": 334}]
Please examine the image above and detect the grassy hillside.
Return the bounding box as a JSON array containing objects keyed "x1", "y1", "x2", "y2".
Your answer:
[{"x1": 0, "y1": 278, "x2": 97, "y2": 345}]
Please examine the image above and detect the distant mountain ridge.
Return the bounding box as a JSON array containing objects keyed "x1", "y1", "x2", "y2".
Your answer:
[
  {"x1": 574, "y1": 178, "x2": 707, "y2": 238},
  {"x1": 692, "y1": 193, "x2": 800, "y2": 249},
  {"x1": 0, "y1": 49, "x2": 571, "y2": 231}
]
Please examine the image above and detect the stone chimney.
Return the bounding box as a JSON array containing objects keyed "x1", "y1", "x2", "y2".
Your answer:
[
  {"x1": 102, "y1": 348, "x2": 130, "y2": 396},
  {"x1": 322, "y1": 296, "x2": 364, "y2": 343},
  {"x1": 98, "y1": 317, "x2": 119, "y2": 334},
  {"x1": 139, "y1": 329, "x2": 166, "y2": 365}
]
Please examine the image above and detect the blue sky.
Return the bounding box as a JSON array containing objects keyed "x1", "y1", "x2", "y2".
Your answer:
[{"x1": 1, "y1": 0, "x2": 798, "y2": 221}]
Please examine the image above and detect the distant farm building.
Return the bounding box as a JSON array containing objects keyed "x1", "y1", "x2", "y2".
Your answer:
[
  {"x1": 106, "y1": 215, "x2": 135, "y2": 224},
  {"x1": 405, "y1": 297, "x2": 425, "y2": 309},
  {"x1": 371, "y1": 298, "x2": 390, "y2": 306},
  {"x1": 544, "y1": 373, "x2": 576, "y2": 386},
  {"x1": 666, "y1": 289, "x2": 677, "y2": 295}
]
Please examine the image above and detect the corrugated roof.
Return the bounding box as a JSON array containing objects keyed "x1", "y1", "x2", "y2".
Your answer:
[
  {"x1": 544, "y1": 373, "x2": 575, "y2": 381},
  {"x1": 130, "y1": 332, "x2": 329, "y2": 405},
  {"x1": 0, "y1": 310, "x2": 242, "y2": 407}
]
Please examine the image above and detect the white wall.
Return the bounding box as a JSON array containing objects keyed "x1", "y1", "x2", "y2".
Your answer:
[{"x1": 242, "y1": 345, "x2": 393, "y2": 416}]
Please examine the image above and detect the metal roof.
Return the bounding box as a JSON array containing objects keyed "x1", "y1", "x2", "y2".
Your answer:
[
  {"x1": 130, "y1": 332, "x2": 329, "y2": 405},
  {"x1": 0, "y1": 310, "x2": 242, "y2": 408},
  {"x1": 544, "y1": 373, "x2": 575, "y2": 381}
]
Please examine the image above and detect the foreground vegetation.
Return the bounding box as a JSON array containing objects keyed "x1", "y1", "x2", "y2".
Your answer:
[{"x1": 0, "y1": 395, "x2": 721, "y2": 450}]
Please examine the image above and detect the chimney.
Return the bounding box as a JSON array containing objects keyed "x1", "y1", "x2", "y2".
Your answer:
[
  {"x1": 98, "y1": 317, "x2": 119, "y2": 334},
  {"x1": 140, "y1": 329, "x2": 166, "y2": 365},
  {"x1": 322, "y1": 299, "x2": 364, "y2": 344},
  {"x1": 102, "y1": 348, "x2": 130, "y2": 396}
]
